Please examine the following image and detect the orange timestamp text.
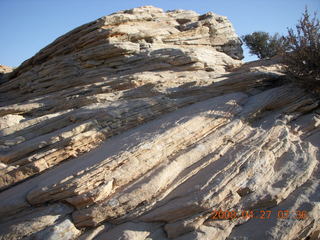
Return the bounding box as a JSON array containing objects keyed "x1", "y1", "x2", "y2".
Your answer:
[{"x1": 211, "y1": 209, "x2": 308, "y2": 220}]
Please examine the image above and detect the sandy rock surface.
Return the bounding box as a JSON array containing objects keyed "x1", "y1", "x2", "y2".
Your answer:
[
  {"x1": 0, "y1": 6, "x2": 319, "y2": 240},
  {"x1": 0, "y1": 65, "x2": 13, "y2": 74}
]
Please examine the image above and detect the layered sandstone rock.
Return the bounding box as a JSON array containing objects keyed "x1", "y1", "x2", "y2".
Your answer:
[
  {"x1": 0, "y1": 65, "x2": 14, "y2": 84},
  {"x1": 0, "y1": 6, "x2": 319, "y2": 240},
  {"x1": 0, "y1": 65, "x2": 13, "y2": 74}
]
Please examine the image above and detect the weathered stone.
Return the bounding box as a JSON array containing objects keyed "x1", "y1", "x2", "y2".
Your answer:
[
  {"x1": 95, "y1": 222, "x2": 162, "y2": 240},
  {"x1": 0, "y1": 65, "x2": 13, "y2": 74},
  {"x1": 78, "y1": 225, "x2": 106, "y2": 240},
  {"x1": 28, "y1": 219, "x2": 81, "y2": 240},
  {"x1": 0, "y1": 114, "x2": 25, "y2": 130},
  {"x1": 0, "y1": 204, "x2": 73, "y2": 240},
  {"x1": 0, "y1": 5, "x2": 319, "y2": 240}
]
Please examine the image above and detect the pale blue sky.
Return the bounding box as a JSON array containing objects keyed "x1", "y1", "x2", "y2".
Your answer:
[{"x1": 0, "y1": 0, "x2": 319, "y2": 67}]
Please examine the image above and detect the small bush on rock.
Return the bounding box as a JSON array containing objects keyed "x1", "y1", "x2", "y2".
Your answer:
[
  {"x1": 281, "y1": 9, "x2": 320, "y2": 93},
  {"x1": 242, "y1": 32, "x2": 283, "y2": 59}
]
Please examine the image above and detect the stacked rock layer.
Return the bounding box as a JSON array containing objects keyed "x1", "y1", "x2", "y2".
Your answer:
[{"x1": 0, "y1": 6, "x2": 319, "y2": 240}]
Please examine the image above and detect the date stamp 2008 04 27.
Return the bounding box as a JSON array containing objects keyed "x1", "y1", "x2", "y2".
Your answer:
[{"x1": 211, "y1": 209, "x2": 308, "y2": 220}]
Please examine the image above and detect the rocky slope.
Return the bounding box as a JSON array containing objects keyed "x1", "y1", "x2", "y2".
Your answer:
[{"x1": 0, "y1": 6, "x2": 319, "y2": 240}]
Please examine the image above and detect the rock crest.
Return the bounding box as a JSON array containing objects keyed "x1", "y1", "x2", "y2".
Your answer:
[{"x1": 0, "y1": 6, "x2": 319, "y2": 240}]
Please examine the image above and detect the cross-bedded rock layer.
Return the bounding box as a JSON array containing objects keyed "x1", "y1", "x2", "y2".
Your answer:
[{"x1": 0, "y1": 6, "x2": 319, "y2": 240}]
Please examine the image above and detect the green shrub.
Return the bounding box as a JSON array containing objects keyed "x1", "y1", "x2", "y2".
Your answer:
[
  {"x1": 281, "y1": 9, "x2": 320, "y2": 93},
  {"x1": 242, "y1": 32, "x2": 283, "y2": 59}
]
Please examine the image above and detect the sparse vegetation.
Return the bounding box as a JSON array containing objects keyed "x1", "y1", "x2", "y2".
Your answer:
[
  {"x1": 280, "y1": 8, "x2": 320, "y2": 93},
  {"x1": 242, "y1": 31, "x2": 283, "y2": 59},
  {"x1": 243, "y1": 8, "x2": 320, "y2": 93}
]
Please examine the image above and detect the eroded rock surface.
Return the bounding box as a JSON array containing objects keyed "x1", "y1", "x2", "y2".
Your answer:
[
  {"x1": 0, "y1": 6, "x2": 319, "y2": 240},
  {"x1": 0, "y1": 65, "x2": 14, "y2": 84}
]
